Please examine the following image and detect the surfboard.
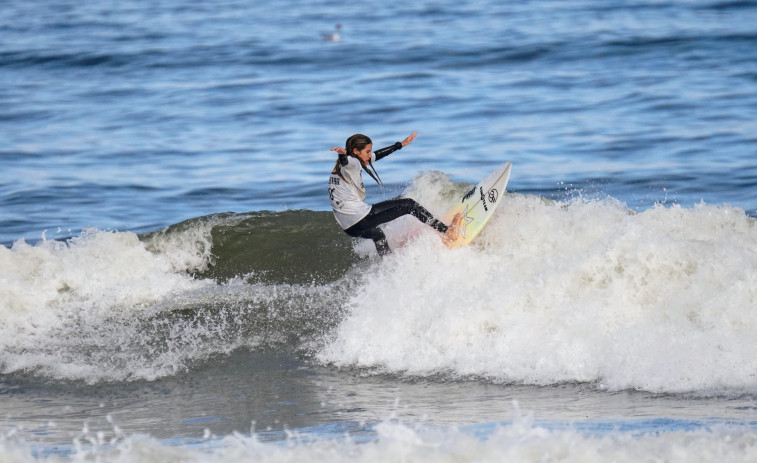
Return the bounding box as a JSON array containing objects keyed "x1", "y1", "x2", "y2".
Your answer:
[{"x1": 443, "y1": 162, "x2": 512, "y2": 248}]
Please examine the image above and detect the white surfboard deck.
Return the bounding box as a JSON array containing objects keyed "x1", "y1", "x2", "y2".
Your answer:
[{"x1": 443, "y1": 162, "x2": 511, "y2": 248}]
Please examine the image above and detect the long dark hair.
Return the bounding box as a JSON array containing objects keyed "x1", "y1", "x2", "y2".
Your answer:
[{"x1": 332, "y1": 133, "x2": 383, "y2": 186}]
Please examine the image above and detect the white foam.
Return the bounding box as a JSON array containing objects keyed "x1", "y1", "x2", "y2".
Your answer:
[
  {"x1": 1, "y1": 227, "x2": 210, "y2": 318},
  {"x1": 0, "y1": 214, "x2": 355, "y2": 383},
  {"x1": 320, "y1": 172, "x2": 757, "y2": 393},
  {"x1": 0, "y1": 226, "x2": 216, "y2": 382},
  {"x1": 3, "y1": 415, "x2": 757, "y2": 463}
]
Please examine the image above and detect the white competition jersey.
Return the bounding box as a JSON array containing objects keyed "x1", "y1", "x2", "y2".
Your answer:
[{"x1": 328, "y1": 153, "x2": 376, "y2": 229}]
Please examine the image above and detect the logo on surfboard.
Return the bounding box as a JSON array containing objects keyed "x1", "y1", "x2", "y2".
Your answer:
[
  {"x1": 462, "y1": 187, "x2": 476, "y2": 203},
  {"x1": 479, "y1": 187, "x2": 488, "y2": 211},
  {"x1": 488, "y1": 188, "x2": 498, "y2": 203}
]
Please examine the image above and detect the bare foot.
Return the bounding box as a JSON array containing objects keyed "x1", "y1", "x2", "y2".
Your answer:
[{"x1": 442, "y1": 213, "x2": 463, "y2": 246}]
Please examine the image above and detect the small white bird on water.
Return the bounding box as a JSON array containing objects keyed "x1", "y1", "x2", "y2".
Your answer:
[{"x1": 322, "y1": 24, "x2": 342, "y2": 42}]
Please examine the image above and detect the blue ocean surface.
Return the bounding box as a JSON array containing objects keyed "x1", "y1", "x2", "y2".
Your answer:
[{"x1": 2, "y1": 0, "x2": 757, "y2": 461}]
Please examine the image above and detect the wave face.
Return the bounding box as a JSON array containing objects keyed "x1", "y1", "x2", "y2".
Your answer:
[{"x1": 2, "y1": 172, "x2": 757, "y2": 393}]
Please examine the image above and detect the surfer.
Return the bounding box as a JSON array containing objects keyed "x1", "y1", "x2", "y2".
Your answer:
[{"x1": 328, "y1": 131, "x2": 462, "y2": 256}]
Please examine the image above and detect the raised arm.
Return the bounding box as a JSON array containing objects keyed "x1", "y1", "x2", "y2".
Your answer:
[
  {"x1": 330, "y1": 146, "x2": 348, "y2": 165},
  {"x1": 375, "y1": 131, "x2": 418, "y2": 161}
]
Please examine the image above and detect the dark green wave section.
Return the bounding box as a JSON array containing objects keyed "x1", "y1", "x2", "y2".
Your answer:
[{"x1": 144, "y1": 210, "x2": 359, "y2": 285}]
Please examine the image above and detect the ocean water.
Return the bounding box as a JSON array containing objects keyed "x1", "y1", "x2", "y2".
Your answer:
[{"x1": 2, "y1": 0, "x2": 757, "y2": 461}]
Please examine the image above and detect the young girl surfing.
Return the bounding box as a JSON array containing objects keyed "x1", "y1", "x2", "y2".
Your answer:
[{"x1": 328, "y1": 131, "x2": 462, "y2": 256}]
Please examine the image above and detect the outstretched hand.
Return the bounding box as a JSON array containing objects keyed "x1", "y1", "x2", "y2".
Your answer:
[
  {"x1": 330, "y1": 146, "x2": 347, "y2": 155},
  {"x1": 401, "y1": 131, "x2": 418, "y2": 147}
]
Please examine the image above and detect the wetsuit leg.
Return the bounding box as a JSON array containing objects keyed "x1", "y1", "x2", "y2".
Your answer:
[
  {"x1": 343, "y1": 223, "x2": 391, "y2": 255},
  {"x1": 359, "y1": 198, "x2": 448, "y2": 233},
  {"x1": 344, "y1": 198, "x2": 448, "y2": 255}
]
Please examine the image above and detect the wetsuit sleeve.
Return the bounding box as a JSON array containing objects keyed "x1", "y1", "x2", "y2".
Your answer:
[
  {"x1": 339, "y1": 153, "x2": 348, "y2": 166},
  {"x1": 374, "y1": 142, "x2": 403, "y2": 161}
]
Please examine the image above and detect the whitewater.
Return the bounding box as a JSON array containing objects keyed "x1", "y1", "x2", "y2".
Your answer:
[{"x1": 2, "y1": 172, "x2": 755, "y2": 395}]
